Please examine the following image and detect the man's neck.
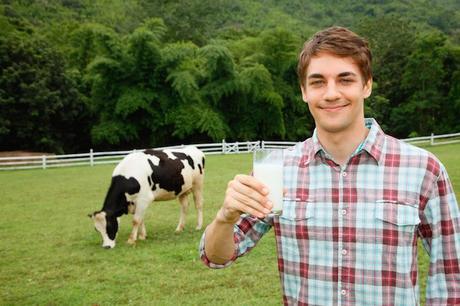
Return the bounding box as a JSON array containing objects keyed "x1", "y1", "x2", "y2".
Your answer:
[{"x1": 316, "y1": 121, "x2": 369, "y2": 167}]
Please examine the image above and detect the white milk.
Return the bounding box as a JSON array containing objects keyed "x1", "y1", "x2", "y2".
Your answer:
[{"x1": 253, "y1": 162, "x2": 283, "y2": 213}]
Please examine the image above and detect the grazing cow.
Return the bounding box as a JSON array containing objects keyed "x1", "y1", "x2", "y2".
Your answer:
[{"x1": 89, "y1": 146, "x2": 205, "y2": 248}]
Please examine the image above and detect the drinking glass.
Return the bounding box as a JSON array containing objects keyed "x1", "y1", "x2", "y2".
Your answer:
[{"x1": 253, "y1": 148, "x2": 284, "y2": 214}]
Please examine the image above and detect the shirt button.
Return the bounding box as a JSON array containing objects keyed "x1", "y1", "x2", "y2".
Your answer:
[
  {"x1": 341, "y1": 289, "x2": 347, "y2": 296},
  {"x1": 342, "y1": 171, "x2": 347, "y2": 177},
  {"x1": 341, "y1": 209, "x2": 347, "y2": 215},
  {"x1": 341, "y1": 249, "x2": 348, "y2": 255}
]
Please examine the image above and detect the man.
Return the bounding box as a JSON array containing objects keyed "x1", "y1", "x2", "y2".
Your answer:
[{"x1": 200, "y1": 26, "x2": 460, "y2": 305}]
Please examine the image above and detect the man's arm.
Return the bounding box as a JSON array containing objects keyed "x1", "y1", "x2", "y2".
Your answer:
[
  {"x1": 419, "y1": 166, "x2": 460, "y2": 305},
  {"x1": 203, "y1": 174, "x2": 272, "y2": 264}
]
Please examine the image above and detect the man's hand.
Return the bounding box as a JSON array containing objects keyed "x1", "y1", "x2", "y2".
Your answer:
[{"x1": 216, "y1": 174, "x2": 273, "y2": 223}]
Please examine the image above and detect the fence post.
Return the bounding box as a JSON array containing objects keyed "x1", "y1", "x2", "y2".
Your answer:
[
  {"x1": 90, "y1": 149, "x2": 94, "y2": 167},
  {"x1": 42, "y1": 155, "x2": 46, "y2": 169},
  {"x1": 261, "y1": 140, "x2": 265, "y2": 150},
  {"x1": 222, "y1": 139, "x2": 226, "y2": 154},
  {"x1": 430, "y1": 133, "x2": 434, "y2": 146}
]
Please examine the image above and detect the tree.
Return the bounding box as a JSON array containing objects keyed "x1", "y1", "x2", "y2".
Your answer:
[
  {"x1": 355, "y1": 16, "x2": 416, "y2": 115},
  {"x1": 0, "y1": 31, "x2": 89, "y2": 152},
  {"x1": 393, "y1": 32, "x2": 448, "y2": 136},
  {"x1": 83, "y1": 19, "x2": 166, "y2": 149}
]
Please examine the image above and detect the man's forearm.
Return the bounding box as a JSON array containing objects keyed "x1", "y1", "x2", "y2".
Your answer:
[{"x1": 204, "y1": 209, "x2": 239, "y2": 264}]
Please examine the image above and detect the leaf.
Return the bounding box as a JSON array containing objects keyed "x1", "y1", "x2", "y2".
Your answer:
[{"x1": 115, "y1": 88, "x2": 156, "y2": 118}]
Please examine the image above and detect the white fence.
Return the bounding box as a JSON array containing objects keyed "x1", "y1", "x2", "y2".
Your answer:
[
  {"x1": 1, "y1": 132, "x2": 459, "y2": 171},
  {"x1": 401, "y1": 132, "x2": 460, "y2": 146},
  {"x1": 0, "y1": 140, "x2": 295, "y2": 171}
]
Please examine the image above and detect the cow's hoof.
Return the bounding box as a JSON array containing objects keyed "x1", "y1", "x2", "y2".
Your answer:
[
  {"x1": 175, "y1": 228, "x2": 184, "y2": 233},
  {"x1": 139, "y1": 235, "x2": 147, "y2": 240},
  {"x1": 195, "y1": 226, "x2": 202, "y2": 231},
  {"x1": 127, "y1": 239, "x2": 136, "y2": 245}
]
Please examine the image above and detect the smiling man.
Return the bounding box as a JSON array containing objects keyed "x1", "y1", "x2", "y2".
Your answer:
[{"x1": 200, "y1": 27, "x2": 460, "y2": 305}]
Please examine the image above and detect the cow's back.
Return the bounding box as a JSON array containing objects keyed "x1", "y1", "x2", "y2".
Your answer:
[
  {"x1": 149, "y1": 147, "x2": 204, "y2": 199},
  {"x1": 113, "y1": 152, "x2": 151, "y2": 182}
]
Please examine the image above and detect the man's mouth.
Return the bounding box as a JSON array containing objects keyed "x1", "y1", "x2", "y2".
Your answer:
[{"x1": 320, "y1": 104, "x2": 348, "y2": 112}]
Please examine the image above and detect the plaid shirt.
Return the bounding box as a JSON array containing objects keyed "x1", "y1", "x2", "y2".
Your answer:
[{"x1": 200, "y1": 119, "x2": 460, "y2": 305}]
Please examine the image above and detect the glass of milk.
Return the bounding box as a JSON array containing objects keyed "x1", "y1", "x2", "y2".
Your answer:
[{"x1": 253, "y1": 148, "x2": 284, "y2": 214}]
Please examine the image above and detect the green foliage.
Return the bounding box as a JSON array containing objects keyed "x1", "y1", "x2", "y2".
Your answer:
[
  {"x1": 0, "y1": 1, "x2": 459, "y2": 152},
  {"x1": 0, "y1": 31, "x2": 89, "y2": 153},
  {"x1": 392, "y1": 32, "x2": 453, "y2": 136},
  {"x1": 198, "y1": 44, "x2": 238, "y2": 105},
  {"x1": 70, "y1": 23, "x2": 122, "y2": 70},
  {"x1": 166, "y1": 103, "x2": 230, "y2": 141},
  {"x1": 364, "y1": 92, "x2": 391, "y2": 132}
]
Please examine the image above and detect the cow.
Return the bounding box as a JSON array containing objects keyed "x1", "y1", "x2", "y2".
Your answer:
[{"x1": 89, "y1": 146, "x2": 205, "y2": 249}]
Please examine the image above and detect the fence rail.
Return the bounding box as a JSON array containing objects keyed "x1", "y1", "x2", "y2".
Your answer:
[
  {"x1": 1, "y1": 132, "x2": 459, "y2": 171},
  {"x1": 400, "y1": 132, "x2": 460, "y2": 146}
]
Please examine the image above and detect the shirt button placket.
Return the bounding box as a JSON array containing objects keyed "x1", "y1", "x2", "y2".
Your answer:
[{"x1": 338, "y1": 168, "x2": 349, "y2": 304}]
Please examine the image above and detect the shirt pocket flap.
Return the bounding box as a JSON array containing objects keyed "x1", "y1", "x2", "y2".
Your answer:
[
  {"x1": 375, "y1": 201, "x2": 420, "y2": 226},
  {"x1": 279, "y1": 198, "x2": 313, "y2": 221}
]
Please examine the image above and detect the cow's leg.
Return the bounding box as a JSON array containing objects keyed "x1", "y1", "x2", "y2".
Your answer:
[
  {"x1": 127, "y1": 198, "x2": 150, "y2": 245},
  {"x1": 193, "y1": 187, "x2": 204, "y2": 230},
  {"x1": 176, "y1": 193, "x2": 189, "y2": 232},
  {"x1": 138, "y1": 220, "x2": 147, "y2": 240}
]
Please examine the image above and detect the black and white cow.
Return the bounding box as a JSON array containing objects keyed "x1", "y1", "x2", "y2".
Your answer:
[{"x1": 89, "y1": 146, "x2": 205, "y2": 248}]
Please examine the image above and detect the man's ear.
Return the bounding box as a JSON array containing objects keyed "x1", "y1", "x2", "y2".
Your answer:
[
  {"x1": 300, "y1": 84, "x2": 308, "y2": 102},
  {"x1": 363, "y1": 78, "x2": 372, "y2": 99}
]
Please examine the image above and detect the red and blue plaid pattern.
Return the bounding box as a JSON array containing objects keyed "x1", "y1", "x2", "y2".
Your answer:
[{"x1": 200, "y1": 119, "x2": 460, "y2": 305}]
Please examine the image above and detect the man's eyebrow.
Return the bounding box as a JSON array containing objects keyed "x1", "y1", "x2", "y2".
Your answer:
[
  {"x1": 338, "y1": 71, "x2": 358, "y2": 77},
  {"x1": 307, "y1": 73, "x2": 324, "y2": 79},
  {"x1": 307, "y1": 72, "x2": 358, "y2": 79}
]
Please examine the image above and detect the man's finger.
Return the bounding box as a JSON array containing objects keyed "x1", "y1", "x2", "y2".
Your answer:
[{"x1": 234, "y1": 174, "x2": 269, "y2": 196}]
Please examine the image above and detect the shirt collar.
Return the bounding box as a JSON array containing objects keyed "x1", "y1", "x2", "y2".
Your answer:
[
  {"x1": 305, "y1": 118, "x2": 384, "y2": 165},
  {"x1": 361, "y1": 118, "x2": 384, "y2": 165}
]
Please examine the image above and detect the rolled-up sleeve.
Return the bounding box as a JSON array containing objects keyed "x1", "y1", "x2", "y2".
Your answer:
[{"x1": 199, "y1": 214, "x2": 273, "y2": 269}]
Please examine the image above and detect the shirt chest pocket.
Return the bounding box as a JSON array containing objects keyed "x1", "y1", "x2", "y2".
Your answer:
[
  {"x1": 279, "y1": 199, "x2": 314, "y2": 221},
  {"x1": 277, "y1": 199, "x2": 316, "y2": 241},
  {"x1": 374, "y1": 200, "x2": 420, "y2": 244},
  {"x1": 276, "y1": 199, "x2": 314, "y2": 258}
]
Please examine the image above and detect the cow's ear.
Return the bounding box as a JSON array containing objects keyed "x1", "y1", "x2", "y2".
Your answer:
[{"x1": 87, "y1": 213, "x2": 93, "y2": 219}]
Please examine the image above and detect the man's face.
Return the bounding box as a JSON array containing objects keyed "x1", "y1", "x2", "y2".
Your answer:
[{"x1": 300, "y1": 53, "x2": 372, "y2": 135}]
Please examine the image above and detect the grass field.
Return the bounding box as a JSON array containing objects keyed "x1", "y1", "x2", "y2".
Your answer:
[{"x1": 0, "y1": 143, "x2": 459, "y2": 305}]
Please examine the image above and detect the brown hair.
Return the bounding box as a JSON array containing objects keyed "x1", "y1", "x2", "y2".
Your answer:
[{"x1": 297, "y1": 26, "x2": 372, "y2": 89}]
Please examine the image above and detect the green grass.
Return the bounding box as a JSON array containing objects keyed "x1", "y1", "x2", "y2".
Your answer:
[{"x1": 0, "y1": 144, "x2": 459, "y2": 305}]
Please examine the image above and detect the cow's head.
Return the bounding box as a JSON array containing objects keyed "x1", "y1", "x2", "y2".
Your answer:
[{"x1": 88, "y1": 211, "x2": 118, "y2": 249}]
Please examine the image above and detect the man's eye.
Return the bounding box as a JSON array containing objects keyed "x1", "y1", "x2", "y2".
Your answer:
[
  {"x1": 340, "y1": 78, "x2": 353, "y2": 84},
  {"x1": 309, "y1": 80, "x2": 324, "y2": 86}
]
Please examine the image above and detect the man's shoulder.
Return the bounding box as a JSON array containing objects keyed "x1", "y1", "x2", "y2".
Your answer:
[
  {"x1": 382, "y1": 133, "x2": 443, "y2": 175},
  {"x1": 384, "y1": 133, "x2": 432, "y2": 156}
]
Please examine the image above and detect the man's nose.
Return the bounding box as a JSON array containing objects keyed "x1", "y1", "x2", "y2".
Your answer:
[{"x1": 324, "y1": 83, "x2": 340, "y2": 101}]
